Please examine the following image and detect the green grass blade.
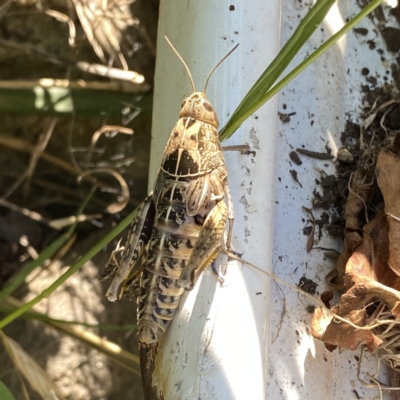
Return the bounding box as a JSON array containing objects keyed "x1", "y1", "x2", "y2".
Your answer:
[
  {"x1": 0, "y1": 232, "x2": 70, "y2": 304},
  {"x1": 220, "y1": 0, "x2": 336, "y2": 140},
  {"x1": 0, "y1": 381, "x2": 17, "y2": 400},
  {"x1": 220, "y1": 0, "x2": 383, "y2": 141},
  {"x1": 0, "y1": 203, "x2": 140, "y2": 329},
  {"x1": 0, "y1": 87, "x2": 147, "y2": 116},
  {"x1": 227, "y1": 0, "x2": 384, "y2": 136},
  {"x1": 0, "y1": 297, "x2": 140, "y2": 373},
  {"x1": 0, "y1": 185, "x2": 97, "y2": 304}
]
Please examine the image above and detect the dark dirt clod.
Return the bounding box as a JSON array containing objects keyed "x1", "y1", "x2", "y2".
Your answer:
[
  {"x1": 306, "y1": 305, "x2": 316, "y2": 313},
  {"x1": 391, "y1": 6, "x2": 400, "y2": 25},
  {"x1": 361, "y1": 67, "x2": 370, "y2": 75},
  {"x1": 381, "y1": 27, "x2": 400, "y2": 53},
  {"x1": 385, "y1": 104, "x2": 400, "y2": 129},
  {"x1": 298, "y1": 277, "x2": 318, "y2": 295},
  {"x1": 289, "y1": 151, "x2": 302, "y2": 165},
  {"x1": 279, "y1": 111, "x2": 296, "y2": 123},
  {"x1": 353, "y1": 27, "x2": 368, "y2": 35},
  {"x1": 320, "y1": 175, "x2": 336, "y2": 188},
  {"x1": 290, "y1": 169, "x2": 302, "y2": 188}
]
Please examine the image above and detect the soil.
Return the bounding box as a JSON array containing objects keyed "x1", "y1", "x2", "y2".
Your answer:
[
  {"x1": 0, "y1": 0, "x2": 158, "y2": 398},
  {"x1": 295, "y1": 4, "x2": 400, "y2": 263}
]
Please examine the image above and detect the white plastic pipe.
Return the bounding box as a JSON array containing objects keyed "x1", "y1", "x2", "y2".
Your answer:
[
  {"x1": 270, "y1": 2, "x2": 391, "y2": 400},
  {"x1": 149, "y1": 1, "x2": 393, "y2": 399},
  {"x1": 149, "y1": 1, "x2": 280, "y2": 399}
]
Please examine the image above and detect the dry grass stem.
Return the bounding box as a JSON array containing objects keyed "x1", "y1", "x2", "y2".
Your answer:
[
  {"x1": 1, "y1": 118, "x2": 57, "y2": 201},
  {"x1": 3, "y1": 297, "x2": 141, "y2": 375},
  {"x1": 0, "y1": 78, "x2": 150, "y2": 92},
  {"x1": 85, "y1": 125, "x2": 134, "y2": 166},
  {"x1": 49, "y1": 214, "x2": 103, "y2": 229},
  {"x1": 0, "y1": 134, "x2": 79, "y2": 175},
  {"x1": 0, "y1": 38, "x2": 146, "y2": 83},
  {"x1": 71, "y1": 0, "x2": 138, "y2": 69},
  {"x1": 78, "y1": 168, "x2": 129, "y2": 213},
  {"x1": 45, "y1": 9, "x2": 76, "y2": 46}
]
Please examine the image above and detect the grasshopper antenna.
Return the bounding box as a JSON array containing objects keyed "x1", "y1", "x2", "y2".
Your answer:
[
  {"x1": 203, "y1": 43, "x2": 239, "y2": 95},
  {"x1": 165, "y1": 35, "x2": 196, "y2": 93}
]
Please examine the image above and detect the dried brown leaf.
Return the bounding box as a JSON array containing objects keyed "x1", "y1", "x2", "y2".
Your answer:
[
  {"x1": 0, "y1": 331, "x2": 65, "y2": 400},
  {"x1": 313, "y1": 214, "x2": 400, "y2": 351},
  {"x1": 376, "y1": 149, "x2": 400, "y2": 276}
]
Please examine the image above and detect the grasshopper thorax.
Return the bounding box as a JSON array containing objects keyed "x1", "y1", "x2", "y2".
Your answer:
[{"x1": 179, "y1": 92, "x2": 219, "y2": 128}]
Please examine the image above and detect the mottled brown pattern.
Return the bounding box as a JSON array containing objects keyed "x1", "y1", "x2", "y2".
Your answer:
[{"x1": 106, "y1": 92, "x2": 232, "y2": 346}]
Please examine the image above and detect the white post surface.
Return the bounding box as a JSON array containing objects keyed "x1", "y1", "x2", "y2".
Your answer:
[
  {"x1": 149, "y1": 1, "x2": 280, "y2": 399},
  {"x1": 149, "y1": 1, "x2": 393, "y2": 400},
  {"x1": 269, "y1": 1, "x2": 391, "y2": 400}
]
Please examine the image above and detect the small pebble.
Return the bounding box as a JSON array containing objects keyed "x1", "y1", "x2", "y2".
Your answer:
[
  {"x1": 337, "y1": 148, "x2": 354, "y2": 163},
  {"x1": 361, "y1": 67, "x2": 369, "y2": 75}
]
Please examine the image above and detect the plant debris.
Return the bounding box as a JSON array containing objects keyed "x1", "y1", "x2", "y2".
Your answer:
[
  {"x1": 279, "y1": 111, "x2": 296, "y2": 123},
  {"x1": 298, "y1": 276, "x2": 318, "y2": 295},
  {"x1": 290, "y1": 169, "x2": 302, "y2": 188},
  {"x1": 296, "y1": 148, "x2": 334, "y2": 160},
  {"x1": 309, "y1": 20, "x2": 400, "y2": 392}
]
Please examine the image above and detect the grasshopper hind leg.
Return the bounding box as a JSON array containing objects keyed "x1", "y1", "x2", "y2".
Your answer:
[{"x1": 105, "y1": 195, "x2": 155, "y2": 302}]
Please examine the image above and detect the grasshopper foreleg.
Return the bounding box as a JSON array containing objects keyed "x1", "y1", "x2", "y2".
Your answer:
[{"x1": 211, "y1": 261, "x2": 225, "y2": 286}]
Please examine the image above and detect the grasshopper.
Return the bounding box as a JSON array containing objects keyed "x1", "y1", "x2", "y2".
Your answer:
[{"x1": 105, "y1": 37, "x2": 238, "y2": 347}]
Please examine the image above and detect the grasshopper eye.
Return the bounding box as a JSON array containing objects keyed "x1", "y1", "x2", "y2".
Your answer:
[{"x1": 203, "y1": 101, "x2": 213, "y2": 112}]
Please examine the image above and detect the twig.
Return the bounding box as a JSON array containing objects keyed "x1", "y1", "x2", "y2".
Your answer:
[
  {"x1": 3, "y1": 297, "x2": 140, "y2": 374},
  {"x1": 78, "y1": 168, "x2": 129, "y2": 213},
  {"x1": 225, "y1": 251, "x2": 400, "y2": 332},
  {"x1": 0, "y1": 198, "x2": 101, "y2": 229},
  {"x1": 302, "y1": 206, "x2": 315, "y2": 253},
  {"x1": 296, "y1": 148, "x2": 334, "y2": 160},
  {"x1": 0, "y1": 0, "x2": 12, "y2": 18},
  {"x1": 1, "y1": 170, "x2": 111, "y2": 209},
  {"x1": 271, "y1": 280, "x2": 287, "y2": 343},
  {"x1": 85, "y1": 125, "x2": 134, "y2": 166},
  {"x1": 347, "y1": 171, "x2": 369, "y2": 223},
  {"x1": 23, "y1": 118, "x2": 57, "y2": 199},
  {"x1": 0, "y1": 134, "x2": 140, "y2": 208},
  {"x1": 0, "y1": 199, "x2": 54, "y2": 227},
  {"x1": 45, "y1": 9, "x2": 76, "y2": 46},
  {"x1": 0, "y1": 78, "x2": 149, "y2": 93},
  {"x1": 0, "y1": 134, "x2": 79, "y2": 175},
  {"x1": 1, "y1": 119, "x2": 57, "y2": 201},
  {"x1": 25, "y1": 234, "x2": 77, "y2": 287}
]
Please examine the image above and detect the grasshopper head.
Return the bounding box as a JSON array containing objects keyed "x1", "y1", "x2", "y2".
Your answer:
[{"x1": 179, "y1": 92, "x2": 219, "y2": 128}]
